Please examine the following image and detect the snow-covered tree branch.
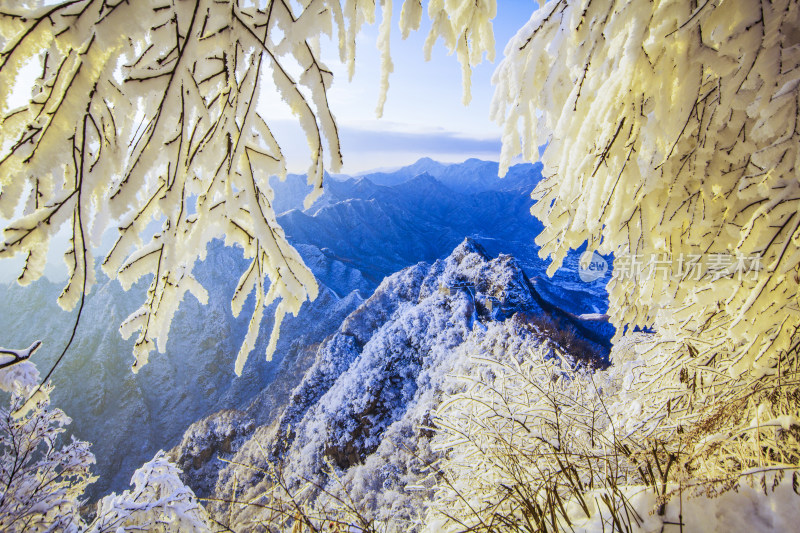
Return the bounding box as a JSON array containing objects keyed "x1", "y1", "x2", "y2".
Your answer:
[
  {"x1": 0, "y1": 340, "x2": 40, "y2": 371},
  {"x1": 492, "y1": 0, "x2": 800, "y2": 436},
  {"x1": 0, "y1": 0, "x2": 496, "y2": 374}
]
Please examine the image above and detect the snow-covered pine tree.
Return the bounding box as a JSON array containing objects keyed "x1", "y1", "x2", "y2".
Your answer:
[
  {"x1": 492, "y1": 0, "x2": 800, "y2": 437},
  {"x1": 0, "y1": 0, "x2": 496, "y2": 375}
]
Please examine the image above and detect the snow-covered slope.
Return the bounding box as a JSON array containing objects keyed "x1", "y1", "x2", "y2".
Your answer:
[{"x1": 183, "y1": 239, "x2": 609, "y2": 528}]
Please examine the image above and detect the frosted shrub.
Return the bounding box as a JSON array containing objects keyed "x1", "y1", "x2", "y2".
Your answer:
[
  {"x1": 0, "y1": 344, "x2": 95, "y2": 532},
  {"x1": 427, "y1": 336, "x2": 800, "y2": 531},
  {"x1": 88, "y1": 451, "x2": 212, "y2": 533},
  {"x1": 492, "y1": 0, "x2": 800, "y2": 445},
  {"x1": 427, "y1": 343, "x2": 640, "y2": 531},
  {"x1": 603, "y1": 335, "x2": 800, "y2": 498}
]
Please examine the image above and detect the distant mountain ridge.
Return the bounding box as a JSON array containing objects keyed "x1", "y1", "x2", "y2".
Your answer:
[
  {"x1": 275, "y1": 158, "x2": 608, "y2": 316},
  {"x1": 278, "y1": 170, "x2": 547, "y2": 291},
  {"x1": 267, "y1": 157, "x2": 549, "y2": 296},
  {"x1": 270, "y1": 157, "x2": 544, "y2": 215},
  {"x1": 355, "y1": 157, "x2": 542, "y2": 193}
]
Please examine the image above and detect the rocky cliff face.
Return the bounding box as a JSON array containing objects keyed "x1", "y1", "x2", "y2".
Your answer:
[{"x1": 172, "y1": 239, "x2": 609, "y2": 529}]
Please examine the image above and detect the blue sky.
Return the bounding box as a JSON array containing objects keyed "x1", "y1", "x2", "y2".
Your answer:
[{"x1": 265, "y1": 2, "x2": 538, "y2": 174}]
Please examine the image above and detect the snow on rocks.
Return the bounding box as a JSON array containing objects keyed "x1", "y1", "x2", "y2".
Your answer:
[
  {"x1": 208, "y1": 238, "x2": 606, "y2": 529},
  {"x1": 166, "y1": 410, "x2": 254, "y2": 498}
]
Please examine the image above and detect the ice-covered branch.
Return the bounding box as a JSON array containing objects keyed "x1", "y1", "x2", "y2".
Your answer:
[
  {"x1": 0, "y1": 340, "x2": 40, "y2": 370},
  {"x1": 0, "y1": 1, "x2": 500, "y2": 375},
  {"x1": 492, "y1": 0, "x2": 800, "y2": 432}
]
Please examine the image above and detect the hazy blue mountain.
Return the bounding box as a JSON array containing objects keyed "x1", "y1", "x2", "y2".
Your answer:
[
  {"x1": 268, "y1": 157, "x2": 545, "y2": 214},
  {"x1": 276, "y1": 169, "x2": 609, "y2": 315},
  {"x1": 270, "y1": 158, "x2": 610, "y2": 315},
  {"x1": 276, "y1": 171, "x2": 545, "y2": 287},
  {"x1": 359, "y1": 157, "x2": 543, "y2": 193}
]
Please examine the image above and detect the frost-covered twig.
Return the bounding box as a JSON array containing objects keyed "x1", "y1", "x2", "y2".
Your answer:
[{"x1": 0, "y1": 340, "x2": 40, "y2": 370}]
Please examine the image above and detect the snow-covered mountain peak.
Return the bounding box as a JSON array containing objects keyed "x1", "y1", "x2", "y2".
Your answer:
[
  {"x1": 422, "y1": 237, "x2": 537, "y2": 314},
  {"x1": 447, "y1": 236, "x2": 491, "y2": 262},
  {"x1": 198, "y1": 240, "x2": 608, "y2": 528}
]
